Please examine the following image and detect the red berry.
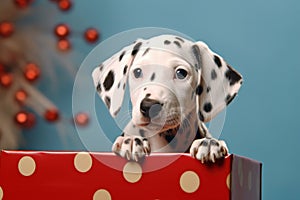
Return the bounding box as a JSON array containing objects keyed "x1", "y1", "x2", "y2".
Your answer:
[
  {"x1": 15, "y1": 111, "x2": 36, "y2": 128},
  {"x1": 54, "y1": 23, "x2": 70, "y2": 38},
  {"x1": 15, "y1": 89, "x2": 28, "y2": 104},
  {"x1": 44, "y1": 109, "x2": 60, "y2": 122},
  {"x1": 84, "y1": 28, "x2": 99, "y2": 43},
  {"x1": 24, "y1": 62, "x2": 40, "y2": 82},
  {"x1": 0, "y1": 73, "x2": 13, "y2": 88},
  {"x1": 57, "y1": 38, "x2": 71, "y2": 51},
  {"x1": 14, "y1": 0, "x2": 34, "y2": 8},
  {"x1": 74, "y1": 112, "x2": 89, "y2": 126},
  {"x1": 58, "y1": 0, "x2": 72, "y2": 11},
  {"x1": 0, "y1": 21, "x2": 14, "y2": 38}
]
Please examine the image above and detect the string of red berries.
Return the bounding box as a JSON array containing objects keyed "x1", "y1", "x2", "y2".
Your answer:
[{"x1": 0, "y1": 0, "x2": 94, "y2": 129}]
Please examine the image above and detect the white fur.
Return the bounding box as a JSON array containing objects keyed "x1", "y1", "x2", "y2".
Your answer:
[{"x1": 92, "y1": 35, "x2": 242, "y2": 162}]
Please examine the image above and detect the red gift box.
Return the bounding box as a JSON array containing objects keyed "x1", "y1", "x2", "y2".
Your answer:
[{"x1": 0, "y1": 150, "x2": 261, "y2": 200}]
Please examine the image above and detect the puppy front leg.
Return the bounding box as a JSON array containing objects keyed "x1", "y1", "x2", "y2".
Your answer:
[
  {"x1": 190, "y1": 122, "x2": 228, "y2": 163},
  {"x1": 190, "y1": 137, "x2": 228, "y2": 163},
  {"x1": 112, "y1": 121, "x2": 151, "y2": 161}
]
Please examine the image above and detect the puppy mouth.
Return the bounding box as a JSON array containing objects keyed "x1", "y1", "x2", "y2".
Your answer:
[
  {"x1": 136, "y1": 112, "x2": 180, "y2": 129},
  {"x1": 163, "y1": 115, "x2": 181, "y2": 130},
  {"x1": 137, "y1": 122, "x2": 150, "y2": 127},
  {"x1": 135, "y1": 117, "x2": 151, "y2": 127}
]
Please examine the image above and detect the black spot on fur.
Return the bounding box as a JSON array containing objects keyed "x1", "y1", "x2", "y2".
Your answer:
[
  {"x1": 211, "y1": 69, "x2": 217, "y2": 80},
  {"x1": 206, "y1": 86, "x2": 211, "y2": 93},
  {"x1": 173, "y1": 41, "x2": 181, "y2": 48},
  {"x1": 96, "y1": 83, "x2": 102, "y2": 93},
  {"x1": 117, "y1": 81, "x2": 121, "y2": 89},
  {"x1": 142, "y1": 48, "x2": 150, "y2": 56},
  {"x1": 214, "y1": 55, "x2": 222, "y2": 68},
  {"x1": 203, "y1": 102, "x2": 213, "y2": 113},
  {"x1": 121, "y1": 132, "x2": 125, "y2": 136},
  {"x1": 98, "y1": 63, "x2": 104, "y2": 71},
  {"x1": 123, "y1": 83, "x2": 126, "y2": 90},
  {"x1": 210, "y1": 139, "x2": 219, "y2": 146},
  {"x1": 226, "y1": 93, "x2": 237, "y2": 105},
  {"x1": 144, "y1": 87, "x2": 147, "y2": 91},
  {"x1": 192, "y1": 45, "x2": 201, "y2": 69},
  {"x1": 119, "y1": 51, "x2": 125, "y2": 61},
  {"x1": 200, "y1": 140, "x2": 208, "y2": 146},
  {"x1": 103, "y1": 70, "x2": 114, "y2": 91},
  {"x1": 123, "y1": 65, "x2": 128, "y2": 75},
  {"x1": 139, "y1": 129, "x2": 145, "y2": 137},
  {"x1": 198, "y1": 111, "x2": 204, "y2": 121},
  {"x1": 164, "y1": 40, "x2": 171, "y2": 45},
  {"x1": 145, "y1": 93, "x2": 151, "y2": 98},
  {"x1": 225, "y1": 65, "x2": 242, "y2": 86},
  {"x1": 142, "y1": 138, "x2": 148, "y2": 141},
  {"x1": 175, "y1": 37, "x2": 185, "y2": 43},
  {"x1": 113, "y1": 107, "x2": 121, "y2": 116},
  {"x1": 104, "y1": 96, "x2": 111, "y2": 109},
  {"x1": 124, "y1": 138, "x2": 131, "y2": 144},
  {"x1": 131, "y1": 42, "x2": 142, "y2": 56},
  {"x1": 181, "y1": 118, "x2": 190, "y2": 131},
  {"x1": 150, "y1": 73, "x2": 156, "y2": 81},
  {"x1": 134, "y1": 138, "x2": 143, "y2": 146},
  {"x1": 195, "y1": 84, "x2": 203, "y2": 95}
]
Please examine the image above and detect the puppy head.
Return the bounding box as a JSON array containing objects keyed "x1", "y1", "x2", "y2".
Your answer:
[
  {"x1": 128, "y1": 49, "x2": 198, "y2": 131},
  {"x1": 92, "y1": 35, "x2": 242, "y2": 131}
]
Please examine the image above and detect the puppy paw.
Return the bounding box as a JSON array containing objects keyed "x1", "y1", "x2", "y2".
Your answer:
[
  {"x1": 112, "y1": 136, "x2": 151, "y2": 161},
  {"x1": 190, "y1": 138, "x2": 228, "y2": 163}
]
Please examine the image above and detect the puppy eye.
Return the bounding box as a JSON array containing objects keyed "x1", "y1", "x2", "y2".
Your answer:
[
  {"x1": 133, "y1": 68, "x2": 143, "y2": 78},
  {"x1": 175, "y1": 68, "x2": 188, "y2": 80}
]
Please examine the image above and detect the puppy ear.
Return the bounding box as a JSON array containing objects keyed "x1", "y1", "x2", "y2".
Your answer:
[
  {"x1": 194, "y1": 41, "x2": 243, "y2": 122},
  {"x1": 92, "y1": 40, "x2": 143, "y2": 117}
]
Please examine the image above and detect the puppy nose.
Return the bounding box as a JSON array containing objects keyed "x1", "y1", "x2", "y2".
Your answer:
[{"x1": 140, "y1": 98, "x2": 163, "y2": 118}]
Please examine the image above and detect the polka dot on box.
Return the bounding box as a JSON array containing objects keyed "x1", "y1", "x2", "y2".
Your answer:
[
  {"x1": 74, "y1": 152, "x2": 93, "y2": 173},
  {"x1": 93, "y1": 189, "x2": 111, "y2": 200},
  {"x1": 0, "y1": 186, "x2": 3, "y2": 200},
  {"x1": 180, "y1": 171, "x2": 200, "y2": 193},
  {"x1": 18, "y1": 156, "x2": 36, "y2": 176},
  {"x1": 123, "y1": 162, "x2": 142, "y2": 183}
]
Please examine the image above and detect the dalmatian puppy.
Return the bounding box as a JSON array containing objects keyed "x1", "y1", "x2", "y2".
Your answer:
[{"x1": 92, "y1": 35, "x2": 242, "y2": 163}]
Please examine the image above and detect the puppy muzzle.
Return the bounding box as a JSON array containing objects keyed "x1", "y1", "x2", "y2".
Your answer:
[{"x1": 140, "y1": 98, "x2": 164, "y2": 119}]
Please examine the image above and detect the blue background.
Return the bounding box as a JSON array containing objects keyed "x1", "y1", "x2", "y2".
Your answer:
[{"x1": 22, "y1": 0, "x2": 299, "y2": 199}]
